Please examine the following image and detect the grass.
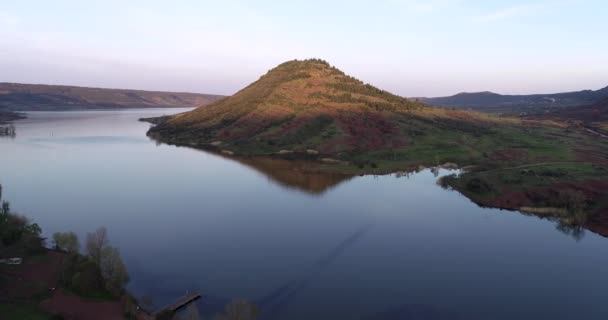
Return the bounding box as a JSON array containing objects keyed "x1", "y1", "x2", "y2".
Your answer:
[
  {"x1": 446, "y1": 163, "x2": 606, "y2": 194},
  {"x1": 441, "y1": 162, "x2": 608, "y2": 232},
  {"x1": 327, "y1": 122, "x2": 605, "y2": 174}
]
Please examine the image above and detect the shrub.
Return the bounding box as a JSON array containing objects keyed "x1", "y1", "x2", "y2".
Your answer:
[
  {"x1": 466, "y1": 177, "x2": 494, "y2": 194},
  {"x1": 53, "y1": 231, "x2": 80, "y2": 253},
  {"x1": 100, "y1": 246, "x2": 129, "y2": 295},
  {"x1": 65, "y1": 258, "x2": 105, "y2": 296},
  {"x1": 558, "y1": 189, "x2": 586, "y2": 213}
]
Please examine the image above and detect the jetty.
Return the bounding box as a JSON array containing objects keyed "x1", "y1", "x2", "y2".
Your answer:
[{"x1": 152, "y1": 292, "x2": 202, "y2": 319}]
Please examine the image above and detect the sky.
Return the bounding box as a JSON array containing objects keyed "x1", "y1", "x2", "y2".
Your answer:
[{"x1": 0, "y1": 0, "x2": 607, "y2": 97}]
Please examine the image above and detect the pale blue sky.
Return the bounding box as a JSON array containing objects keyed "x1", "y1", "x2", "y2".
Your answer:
[{"x1": 1, "y1": 0, "x2": 606, "y2": 97}]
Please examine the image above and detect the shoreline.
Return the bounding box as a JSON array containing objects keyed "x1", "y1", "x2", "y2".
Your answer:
[
  {"x1": 0, "y1": 110, "x2": 26, "y2": 125},
  {"x1": 143, "y1": 117, "x2": 608, "y2": 238}
]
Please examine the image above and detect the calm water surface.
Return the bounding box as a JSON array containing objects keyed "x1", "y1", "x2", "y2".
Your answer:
[{"x1": 1, "y1": 109, "x2": 607, "y2": 319}]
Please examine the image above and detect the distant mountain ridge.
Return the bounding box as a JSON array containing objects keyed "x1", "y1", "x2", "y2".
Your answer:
[
  {"x1": 527, "y1": 97, "x2": 608, "y2": 136},
  {"x1": 532, "y1": 97, "x2": 608, "y2": 122},
  {"x1": 0, "y1": 83, "x2": 224, "y2": 111},
  {"x1": 418, "y1": 86, "x2": 608, "y2": 114}
]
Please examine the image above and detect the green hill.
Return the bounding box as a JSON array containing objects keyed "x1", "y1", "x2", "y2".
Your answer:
[{"x1": 147, "y1": 59, "x2": 511, "y2": 170}]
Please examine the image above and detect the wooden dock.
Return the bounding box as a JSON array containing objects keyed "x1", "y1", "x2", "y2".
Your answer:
[{"x1": 153, "y1": 292, "x2": 202, "y2": 317}]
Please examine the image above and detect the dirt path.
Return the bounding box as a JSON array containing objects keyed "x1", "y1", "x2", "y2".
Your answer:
[
  {"x1": 40, "y1": 289, "x2": 124, "y2": 320},
  {"x1": 0, "y1": 250, "x2": 65, "y2": 299},
  {"x1": 584, "y1": 127, "x2": 608, "y2": 139},
  {"x1": 474, "y1": 162, "x2": 585, "y2": 174}
]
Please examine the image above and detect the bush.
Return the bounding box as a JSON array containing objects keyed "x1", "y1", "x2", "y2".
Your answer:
[
  {"x1": 538, "y1": 168, "x2": 567, "y2": 177},
  {"x1": 1, "y1": 213, "x2": 42, "y2": 246},
  {"x1": 100, "y1": 246, "x2": 129, "y2": 295},
  {"x1": 71, "y1": 260, "x2": 104, "y2": 293},
  {"x1": 21, "y1": 234, "x2": 45, "y2": 254},
  {"x1": 466, "y1": 177, "x2": 494, "y2": 194},
  {"x1": 53, "y1": 231, "x2": 80, "y2": 253},
  {"x1": 558, "y1": 189, "x2": 587, "y2": 213}
]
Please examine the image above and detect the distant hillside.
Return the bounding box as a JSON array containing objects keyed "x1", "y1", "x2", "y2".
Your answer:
[
  {"x1": 532, "y1": 97, "x2": 608, "y2": 122},
  {"x1": 0, "y1": 83, "x2": 224, "y2": 111},
  {"x1": 418, "y1": 86, "x2": 608, "y2": 114},
  {"x1": 527, "y1": 97, "x2": 608, "y2": 135}
]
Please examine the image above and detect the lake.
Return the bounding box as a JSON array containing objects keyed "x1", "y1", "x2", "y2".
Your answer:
[{"x1": 1, "y1": 109, "x2": 607, "y2": 319}]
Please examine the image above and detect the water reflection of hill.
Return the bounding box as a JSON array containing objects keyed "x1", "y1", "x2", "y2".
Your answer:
[
  {"x1": 222, "y1": 155, "x2": 354, "y2": 195},
  {"x1": 149, "y1": 133, "x2": 354, "y2": 194}
]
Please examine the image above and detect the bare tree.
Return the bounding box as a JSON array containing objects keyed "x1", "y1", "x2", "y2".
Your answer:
[{"x1": 86, "y1": 226, "x2": 108, "y2": 264}]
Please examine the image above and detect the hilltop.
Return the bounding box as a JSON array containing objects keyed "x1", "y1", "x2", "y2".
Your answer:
[
  {"x1": 418, "y1": 86, "x2": 608, "y2": 114},
  {"x1": 0, "y1": 82, "x2": 224, "y2": 111}
]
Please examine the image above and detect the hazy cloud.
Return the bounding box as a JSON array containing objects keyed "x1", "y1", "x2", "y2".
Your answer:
[
  {"x1": 385, "y1": 0, "x2": 462, "y2": 13},
  {"x1": 0, "y1": 1, "x2": 605, "y2": 97},
  {"x1": 474, "y1": 4, "x2": 537, "y2": 22},
  {"x1": 0, "y1": 12, "x2": 19, "y2": 25}
]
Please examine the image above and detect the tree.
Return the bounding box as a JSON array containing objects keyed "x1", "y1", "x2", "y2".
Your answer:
[
  {"x1": 86, "y1": 227, "x2": 108, "y2": 265},
  {"x1": 62, "y1": 254, "x2": 105, "y2": 296},
  {"x1": 53, "y1": 231, "x2": 80, "y2": 253},
  {"x1": 2, "y1": 200, "x2": 9, "y2": 216},
  {"x1": 559, "y1": 189, "x2": 586, "y2": 214},
  {"x1": 0, "y1": 184, "x2": 42, "y2": 249},
  {"x1": 0, "y1": 184, "x2": 8, "y2": 216},
  {"x1": 24, "y1": 222, "x2": 41, "y2": 236},
  {"x1": 85, "y1": 226, "x2": 129, "y2": 294},
  {"x1": 99, "y1": 246, "x2": 129, "y2": 294}
]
